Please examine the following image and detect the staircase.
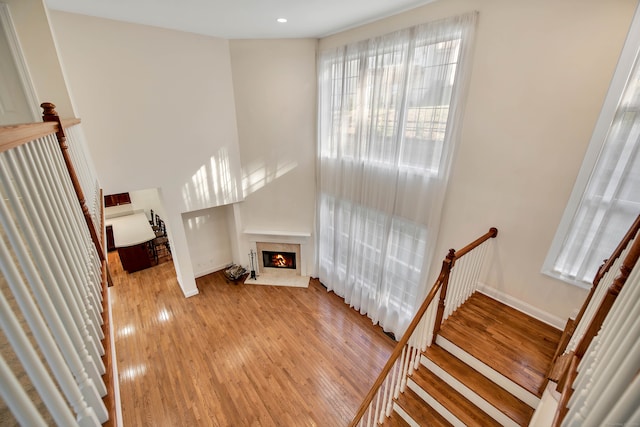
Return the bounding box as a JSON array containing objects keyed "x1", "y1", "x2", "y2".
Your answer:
[
  {"x1": 387, "y1": 292, "x2": 561, "y2": 426},
  {"x1": 352, "y1": 221, "x2": 640, "y2": 427}
]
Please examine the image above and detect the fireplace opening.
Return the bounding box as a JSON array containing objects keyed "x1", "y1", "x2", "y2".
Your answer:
[{"x1": 263, "y1": 251, "x2": 296, "y2": 269}]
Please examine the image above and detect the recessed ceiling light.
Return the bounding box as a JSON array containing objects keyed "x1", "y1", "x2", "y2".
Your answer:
[{"x1": 276, "y1": 18, "x2": 288, "y2": 23}]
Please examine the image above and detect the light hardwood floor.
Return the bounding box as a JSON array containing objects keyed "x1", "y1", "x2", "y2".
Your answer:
[{"x1": 108, "y1": 252, "x2": 395, "y2": 426}]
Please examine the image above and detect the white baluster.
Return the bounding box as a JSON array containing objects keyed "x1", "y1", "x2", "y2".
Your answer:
[
  {"x1": 0, "y1": 239, "x2": 95, "y2": 426},
  {"x1": 49, "y1": 136, "x2": 105, "y2": 310},
  {"x1": 0, "y1": 353, "x2": 48, "y2": 427},
  {"x1": 399, "y1": 345, "x2": 410, "y2": 392},
  {"x1": 395, "y1": 346, "x2": 407, "y2": 395},
  {"x1": 365, "y1": 400, "x2": 373, "y2": 427},
  {"x1": 390, "y1": 357, "x2": 401, "y2": 399},
  {"x1": 11, "y1": 145, "x2": 105, "y2": 354},
  {"x1": 0, "y1": 185, "x2": 108, "y2": 422},
  {"x1": 42, "y1": 140, "x2": 103, "y2": 310},
  {"x1": 584, "y1": 344, "x2": 640, "y2": 427},
  {"x1": 563, "y1": 260, "x2": 640, "y2": 427},
  {"x1": 568, "y1": 248, "x2": 629, "y2": 353},
  {"x1": 1, "y1": 153, "x2": 105, "y2": 371},
  {"x1": 459, "y1": 253, "x2": 472, "y2": 303},
  {"x1": 578, "y1": 302, "x2": 640, "y2": 425},
  {"x1": 374, "y1": 382, "x2": 384, "y2": 424},
  {"x1": 26, "y1": 141, "x2": 105, "y2": 338},
  {"x1": 382, "y1": 378, "x2": 392, "y2": 418},
  {"x1": 424, "y1": 291, "x2": 438, "y2": 345}
]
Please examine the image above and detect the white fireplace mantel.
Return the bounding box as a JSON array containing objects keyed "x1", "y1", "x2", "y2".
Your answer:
[{"x1": 243, "y1": 229, "x2": 311, "y2": 240}]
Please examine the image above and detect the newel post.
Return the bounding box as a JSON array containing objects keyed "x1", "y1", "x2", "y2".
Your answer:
[
  {"x1": 41, "y1": 103, "x2": 105, "y2": 262},
  {"x1": 431, "y1": 249, "x2": 455, "y2": 344}
]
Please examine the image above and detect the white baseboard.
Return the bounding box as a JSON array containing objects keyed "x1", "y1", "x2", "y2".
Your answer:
[
  {"x1": 194, "y1": 263, "x2": 228, "y2": 279},
  {"x1": 183, "y1": 288, "x2": 200, "y2": 298},
  {"x1": 107, "y1": 288, "x2": 123, "y2": 427},
  {"x1": 393, "y1": 402, "x2": 420, "y2": 427},
  {"x1": 476, "y1": 282, "x2": 565, "y2": 330}
]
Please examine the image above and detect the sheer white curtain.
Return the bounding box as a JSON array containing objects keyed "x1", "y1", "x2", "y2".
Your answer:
[
  {"x1": 316, "y1": 13, "x2": 477, "y2": 337},
  {"x1": 548, "y1": 43, "x2": 640, "y2": 286}
]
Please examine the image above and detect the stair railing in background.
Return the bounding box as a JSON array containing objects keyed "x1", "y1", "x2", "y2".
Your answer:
[
  {"x1": 547, "y1": 214, "x2": 640, "y2": 385},
  {"x1": 547, "y1": 215, "x2": 640, "y2": 390},
  {"x1": 432, "y1": 227, "x2": 498, "y2": 341},
  {"x1": 553, "y1": 233, "x2": 640, "y2": 426},
  {"x1": 349, "y1": 227, "x2": 498, "y2": 427},
  {"x1": 0, "y1": 105, "x2": 114, "y2": 426}
]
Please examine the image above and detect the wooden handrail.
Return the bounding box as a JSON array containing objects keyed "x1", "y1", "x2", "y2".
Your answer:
[
  {"x1": 350, "y1": 227, "x2": 497, "y2": 426},
  {"x1": 547, "y1": 214, "x2": 640, "y2": 379},
  {"x1": 454, "y1": 227, "x2": 498, "y2": 259},
  {"x1": 0, "y1": 118, "x2": 78, "y2": 154},
  {"x1": 575, "y1": 234, "x2": 640, "y2": 358},
  {"x1": 349, "y1": 270, "x2": 448, "y2": 427},
  {"x1": 592, "y1": 214, "x2": 640, "y2": 285},
  {"x1": 61, "y1": 117, "x2": 81, "y2": 128},
  {"x1": 432, "y1": 227, "x2": 498, "y2": 341},
  {"x1": 0, "y1": 121, "x2": 58, "y2": 153},
  {"x1": 553, "y1": 224, "x2": 640, "y2": 426}
]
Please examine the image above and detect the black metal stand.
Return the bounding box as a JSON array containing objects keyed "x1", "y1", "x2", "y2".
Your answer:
[{"x1": 249, "y1": 249, "x2": 257, "y2": 280}]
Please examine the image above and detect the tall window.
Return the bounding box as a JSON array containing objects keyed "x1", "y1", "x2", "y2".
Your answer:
[
  {"x1": 317, "y1": 13, "x2": 477, "y2": 337},
  {"x1": 544, "y1": 13, "x2": 640, "y2": 287}
]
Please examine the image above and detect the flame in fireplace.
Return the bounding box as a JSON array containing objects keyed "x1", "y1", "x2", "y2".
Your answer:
[{"x1": 263, "y1": 250, "x2": 296, "y2": 269}]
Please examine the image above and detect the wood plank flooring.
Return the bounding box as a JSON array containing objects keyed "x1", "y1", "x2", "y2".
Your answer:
[
  {"x1": 108, "y1": 253, "x2": 395, "y2": 426},
  {"x1": 438, "y1": 292, "x2": 562, "y2": 397}
]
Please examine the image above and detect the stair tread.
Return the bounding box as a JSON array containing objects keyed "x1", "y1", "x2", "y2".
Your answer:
[
  {"x1": 439, "y1": 292, "x2": 561, "y2": 397},
  {"x1": 395, "y1": 387, "x2": 453, "y2": 427},
  {"x1": 384, "y1": 410, "x2": 412, "y2": 427},
  {"x1": 424, "y1": 344, "x2": 534, "y2": 425},
  {"x1": 410, "y1": 366, "x2": 502, "y2": 427}
]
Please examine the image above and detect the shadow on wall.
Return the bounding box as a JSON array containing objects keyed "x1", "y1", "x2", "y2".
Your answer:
[
  {"x1": 181, "y1": 147, "x2": 244, "y2": 211},
  {"x1": 241, "y1": 155, "x2": 298, "y2": 196}
]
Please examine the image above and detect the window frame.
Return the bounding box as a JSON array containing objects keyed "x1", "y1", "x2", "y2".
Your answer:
[{"x1": 542, "y1": 6, "x2": 640, "y2": 288}]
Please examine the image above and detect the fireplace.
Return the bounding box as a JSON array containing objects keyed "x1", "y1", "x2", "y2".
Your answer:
[
  {"x1": 244, "y1": 230, "x2": 311, "y2": 287},
  {"x1": 263, "y1": 251, "x2": 296, "y2": 269},
  {"x1": 255, "y1": 241, "x2": 301, "y2": 276}
]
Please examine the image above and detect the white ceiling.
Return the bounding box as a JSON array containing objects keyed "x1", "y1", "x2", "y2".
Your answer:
[{"x1": 45, "y1": 0, "x2": 437, "y2": 39}]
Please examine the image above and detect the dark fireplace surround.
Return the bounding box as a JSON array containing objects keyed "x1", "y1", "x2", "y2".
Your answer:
[
  {"x1": 262, "y1": 251, "x2": 296, "y2": 269},
  {"x1": 255, "y1": 241, "x2": 302, "y2": 276}
]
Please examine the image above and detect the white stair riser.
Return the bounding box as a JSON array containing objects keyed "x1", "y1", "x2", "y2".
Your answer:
[
  {"x1": 421, "y1": 355, "x2": 519, "y2": 427},
  {"x1": 392, "y1": 402, "x2": 421, "y2": 427},
  {"x1": 436, "y1": 335, "x2": 540, "y2": 408},
  {"x1": 407, "y1": 380, "x2": 466, "y2": 427}
]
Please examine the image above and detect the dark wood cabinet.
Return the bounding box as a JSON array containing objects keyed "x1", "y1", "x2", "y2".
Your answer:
[
  {"x1": 104, "y1": 192, "x2": 131, "y2": 207},
  {"x1": 106, "y1": 225, "x2": 116, "y2": 252},
  {"x1": 118, "y1": 243, "x2": 153, "y2": 273}
]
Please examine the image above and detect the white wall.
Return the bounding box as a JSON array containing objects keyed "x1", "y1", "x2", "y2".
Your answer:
[
  {"x1": 4, "y1": 0, "x2": 74, "y2": 117},
  {"x1": 228, "y1": 39, "x2": 318, "y2": 274},
  {"x1": 49, "y1": 11, "x2": 244, "y2": 297},
  {"x1": 104, "y1": 188, "x2": 166, "y2": 221},
  {"x1": 182, "y1": 206, "x2": 234, "y2": 278},
  {"x1": 130, "y1": 188, "x2": 166, "y2": 222},
  {"x1": 320, "y1": 0, "x2": 638, "y2": 322}
]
